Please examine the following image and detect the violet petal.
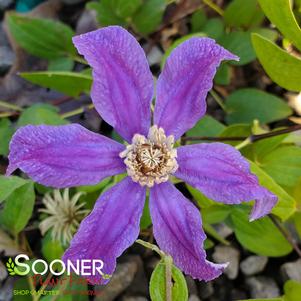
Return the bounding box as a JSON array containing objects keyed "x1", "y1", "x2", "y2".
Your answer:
[
  {"x1": 154, "y1": 38, "x2": 238, "y2": 140},
  {"x1": 150, "y1": 181, "x2": 226, "y2": 281},
  {"x1": 7, "y1": 124, "x2": 125, "y2": 188},
  {"x1": 73, "y1": 26, "x2": 154, "y2": 142},
  {"x1": 175, "y1": 143, "x2": 277, "y2": 220},
  {"x1": 63, "y1": 177, "x2": 146, "y2": 284}
]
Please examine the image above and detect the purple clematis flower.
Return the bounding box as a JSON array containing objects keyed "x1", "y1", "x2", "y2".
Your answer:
[{"x1": 7, "y1": 26, "x2": 277, "y2": 284}]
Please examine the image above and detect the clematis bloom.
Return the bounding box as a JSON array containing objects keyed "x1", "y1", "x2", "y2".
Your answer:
[{"x1": 7, "y1": 26, "x2": 277, "y2": 284}]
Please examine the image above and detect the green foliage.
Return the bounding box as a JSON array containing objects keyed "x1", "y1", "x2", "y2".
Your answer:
[
  {"x1": 258, "y1": 0, "x2": 301, "y2": 51},
  {"x1": 17, "y1": 104, "x2": 67, "y2": 126},
  {"x1": 7, "y1": 14, "x2": 76, "y2": 60},
  {"x1": 230, "y1": 207, "x2": 292, "y2": 256},
  {"x1": 0, "y1": 176, "x2": 28, "y2": 203},
  {"x1": 132, "y1": 0, "x2": 166, "y2": 35},
  {"x1": 252, "y1": 33, "x2": 301, "y2": 91},
  {"x1": 187, "y1": 115, "x2": 225, "y2": 138},
  {"x1": 219, "y1": 31, "x2": 255, "y2": 65},
  {"x1": 0, "y1": 182, "x2": 35, "y2": 235},
  {"x1": 249, "y1": 161, "x2": 296, "y2": 221},
  {"x1": 225, "y1": 89, "x2": 292, "y2": 124},
  {"x1": 0, "y1": 118, "x2": 14, "y2": 156},
  {"x1": 224, "y1": 0, "x2": 264, "y2": 28},
  {"x1": 88, "y1": 0, "x2": 166, "y2": 35},
  {"x1": 283, "y1": 280, "x2": 301, "y2": 301},
  {"x1": 20, "y1": 72, "x2": 92, "y2": 97},
  {"x1": 42, "y1": 233, "x2": 64, "y2": 263},
  {"x1": 259, "y1": 146, "x2": 301, "y2": 188},
  {"x1": 150, "y1": 260, "x2": 188, "y2": 301}
]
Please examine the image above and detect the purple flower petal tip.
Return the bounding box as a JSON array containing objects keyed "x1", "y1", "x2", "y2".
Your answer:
[
  {"x1": 63, "y1": 177, "x2": 146, "y2": 284},
  {"x1": 150, "y1": 181, "x2": 227, "y2": 281},
  {"x1": 7, "y1": 124, "x2": 125, "y2": 188},
  {"x1": 175, "y1": 143, "x2": 278, "y2": 220},
  {"x1": 154, "y1": 37, "x2": 239, "y2": 139},
  {"x1": 72, "y1": 26, "x2": 154, "y2": 142}
]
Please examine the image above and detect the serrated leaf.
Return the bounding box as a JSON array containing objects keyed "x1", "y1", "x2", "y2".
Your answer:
[
  {"x1": 7, "y1": 14, "x2": 75, "y2": 59},
  {"x1": 258, "y1": 0, "x2": 301, "y2": 51},
  {"x1": 0, "y1": 182, "x2": 35, "y2": 235},
  {"x1": 231, "y1": 207, "x2": 292, "y2": 256},
  {"x1": 17, "y1": 104, "x2": 67, "y2": 127},
  {"x1": 20, "y1": 71, "x2": 92, "y2": 97},
  {"x1": 149, "y1": 261, "x2": 188, "y2": 301},
  {"x1": 252, "y1": 33, "x2": 301, "y2": 91},
  {"x1": 225, "y1": 88, "x2": 292, "y2": 124}
]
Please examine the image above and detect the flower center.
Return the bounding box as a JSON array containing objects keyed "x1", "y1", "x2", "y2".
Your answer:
[{"x1": 120, "y1": 125, "x2": 178, "y2": 187}]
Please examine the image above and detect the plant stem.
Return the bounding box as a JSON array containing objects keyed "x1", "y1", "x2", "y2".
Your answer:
[
  {"x1": 0, "y1": 112, "x2": 17, "y2": 118},
  {"x1": 203, "y1": 0, "x2": 224, "y2": 16},
  {"x1": 70, "y1": 55, "x2": 88, "y2": 65},
  {"x1": 270, "y1": 215, "x2": 301, "y2": 258},
  {"x1": 164, "y1": 256, "x2": 173, "y2": 301},
  {"x1": 210, "y1": 90, "x2": 227, "y2": 112},
  {"x1": 135, "y1": 239, "x2": 165, "y2": 257},
  {"x1": 235, "y1": 137, "x2": 251, "y2": 150},
  {"x1": 0, "y1": 100, "x2": 23, "y2": 111},
  {"x1": 60, "y1": 104, "x2": 94, "y2": 119},
  {"x1": 181, "y1": 124, "x2": 301, "y2": 144}
]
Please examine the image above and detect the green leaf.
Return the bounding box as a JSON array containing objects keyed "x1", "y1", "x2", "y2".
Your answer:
[
  {"x1": 201, "y1": 17, "x2": 224, "y2": 40},
  {"x1": 0, "y1": 176, "x2": 28, "y2": 203},
  {"x1": 239, "y1": 299, "x2": 283, "y2": 301},
  {"x1": 202, "y1": 205, "x2": 232, "y2": 224},
  {"x1": 191, "y1": 9, "x2": 207, "y2": 33},
  {"x1": 186, "y1": 115, "x2": 225, "y2": 138},
  {"x1": 87, "y1": 0, "x2": 126, "y2": 26},
  {"x1": 0, "y1": 118, "x2": 14, "y2": 156},
  {"x1": 260, "y1": 146, "x2": 301, "y2": 188},
  {"x1": 249, "y1": 161, "x2": 296, "y2": 221},
  {"x1": 20, "y1": 71, "x2": 92, "y2": 97},
  {"x1": 214, "y1": 62, "x2": 231, "y2": 85},
  {"x1": 231, "y1": 207, "x2": 292, "y2": 256},
  {"x1": 251, "y1": 27, "x2": 278, "y2": 42},
  {"x1": 149, "y1": 261, "x2": 188, "y2": 301},
  {"x1": 219, "y1": 31, "x2": 255, "y2": 65},
  {"x1": 258, "y1": 0, "x2": 301, "y2": 51},
  {"x1": 224, "y1": 0, "x2": 264, "y2": 28},
  {"x1": 131, "y1": 0, "x2": 166, "y2": 35},
  {"x1": 225, "y1": 88, "x2": 292, "y2": 124},
  {"x1": 0, "y1": 182, "x2": 35, "y2": 235},
  {"x1": 252, "y1": 33, "x2": 301, "y2": 91},
  {"x1": 7, "y1": 14, "x2": 75, "y2": 59},
  {"x1": 140, "y1": 197, "x2": 152, "y2": 230},
  {"x1": 186, "y1": 184, "x2": 214, "y2": 208},
  {"x1": 17, "y1": 104, "x2": 67, "y2": 126},
  {"x1": 42, "y1": 233, "x2": 64, "y2": 263},
  {"x1": 284, "y1": 280, "x2": 301, "y2": 301},
  {"x1": 48, "y1": 57, "x2": 74, "y2": 71},
  {"x1": 219, "y1": 124, "x2": 252, "y2": 146},
  {"x1": 115, "y1": 0, "x2": 142, "y2": 18}
]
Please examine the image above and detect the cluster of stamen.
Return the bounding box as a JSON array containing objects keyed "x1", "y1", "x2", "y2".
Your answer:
[{"x1": 120, "y1": 125, "x2": 178, "y2": 187}]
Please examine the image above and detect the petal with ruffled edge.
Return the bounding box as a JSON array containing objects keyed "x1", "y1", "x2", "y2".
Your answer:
[
  {"x1": 73, "y1": 26, "x2": 154, "y2": 142},
  {"x1": 63, "y1": 177, "x2": 146, "y2": 284},
  {"x1": 150, "y1": 181, "x2": 226, "y2": 281},
  {"x1": 175, "y1": 143, "x2": 278, "y2": 221},
  {"x1": 6, "y1": 124, "x2": 125, "y2": 188},
  {"x1": 154, "y1": 38, "x2": 238, "y2": 140}
]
